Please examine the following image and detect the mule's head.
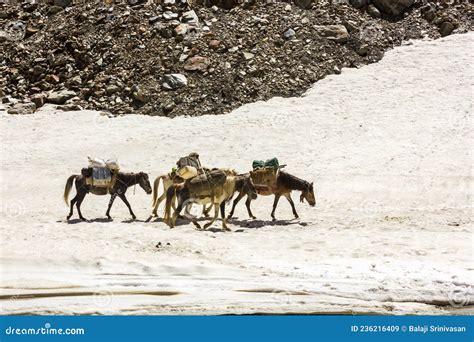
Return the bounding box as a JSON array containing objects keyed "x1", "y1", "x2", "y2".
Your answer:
[
  {"x1": 300, "y1": 182, "x2": 316, "y2": 206},
  {"x1": 244, "y1": 175, "x2": 258, "y2": 200},
  {"x1": 138, "y1": 172, "x2": 152, "y2": 194}
]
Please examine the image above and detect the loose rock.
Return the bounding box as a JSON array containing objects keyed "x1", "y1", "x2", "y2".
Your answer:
[
  {"x1": 183, "y1": 56, "x2": 210, "y2": 72},
  {"x1": 314, "y1": 25, "x2": 350, "y2": 43},
  {"x1": 162, "y1": 74, "x2": 188, "y2": 90},
  {"x1": 283, "y1": 28, "x2": 296, "y2": 40},
  {"x1": 368, "y1": 5, "x2": 382, "y2": 19}
]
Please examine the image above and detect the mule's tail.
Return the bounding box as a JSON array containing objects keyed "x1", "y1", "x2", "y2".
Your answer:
[
  {"x1": 152, "y1": 175, "x2": 165, "y2": 207},
  {"x1": 163, "y1": 184, "x2": 177, "y2": 225},
  {"x1": 64, "y1": 175, "x2": 77, "y2": 206}
]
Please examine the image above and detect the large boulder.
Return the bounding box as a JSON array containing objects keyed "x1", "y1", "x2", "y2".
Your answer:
[
  {"x1": 350, "y1": 0, "x2": 368, "y2": 9},
  {"x1": 54, "y1": 0, "x2": 73, "y2": 8},
  {"x1": 314, "y1": 25, "x2": 350, "y2": 44},
  {"x1": 7, "y1": 102, "x2": 36, "y2": 115},
  {"x1": 46, "y1": 90, "x2": 76, "y2": 104},
  {"x1": 293, "y1": 0, "x2": 313, "y2": 9},
  {"x1": 439, "y1": 21, "x2": 456, "y2": 37},
  {"x1": 371, "y1": 0, "x2": 415, "y2": 16}
]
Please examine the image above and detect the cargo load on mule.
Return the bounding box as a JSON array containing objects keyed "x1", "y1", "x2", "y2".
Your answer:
[
  {"x1": 252, "y1": 157, "x2": 280, "y2": 170},
  {"x1": 175, "y1": 152, "x2": 201, "y2": 180},
  {"x1": 82, "y1": 157, "x2": 120, "y2": 188},
  {"x1": 250, "y1": 157, "x2": 284, "y2": 190},
  {"x1": 186, "y1": 169, "x2": 227, "y2": 198}
]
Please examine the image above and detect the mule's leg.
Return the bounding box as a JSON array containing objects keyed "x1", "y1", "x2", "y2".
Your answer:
[
  {"x1": 76, "y1": 192, "x2": 87, "y2": 221},
  {"x1": 152, "y1": 193, "x2": 166, "y2": 217},
  {"x1": 189, "y1": 213, "x2": 202, "y2": 230},
  {"x1": 220, "y1": 202, "x2": 230, "y2": 231},
  {"x1": 183, "y1": 202, "x2": 197, "y2": 220},
  {"x1": 67, "y1": 195, "x2": 78, "y2": 220},
  {"x1": 271, "y1": 194, "x2": 281, "y2": 221},
  {"x1": 171, "y1": 198, "x2": 184, "y2": 228},
  {"x1": 245, "y1": 196, "x2": 256, "y2": 219},
  {"x1": 228, "y1": 192, "x2": 244, "y2": 219},
  {"x1": 203, "y1": 204, "x2": 218, "y2": 230},
  {"x1": 202, "y1": 204, "x2": 211, "y2": 217},
  {"x1": 105, "y1": 193, "x2": 118, "y2": 219},
  {"x1": 285, "y1": 194, "x2": 299, "y2": 219},
  {"x1": 119, "y1": 193, "x2": 136, "y2": 220}
]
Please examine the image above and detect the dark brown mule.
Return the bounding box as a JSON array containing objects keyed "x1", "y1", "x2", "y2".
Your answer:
[
  {"x1": 228, "y1": 171, "x2": 315, "y2": 221},
  {"x1": 63, "y1": 172, "x2": 152, "y2": 221}
]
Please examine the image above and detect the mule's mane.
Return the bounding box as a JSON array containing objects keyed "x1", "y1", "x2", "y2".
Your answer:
[
  {"x1": 279, "y1": 171, "x2": 310, "y2": 191},
  {"x1": 116, "y1": 172, "x2": 143, "y2": 186},
  {"x1": 117, "y1": 171, "x2": 147, "y2": 178}
]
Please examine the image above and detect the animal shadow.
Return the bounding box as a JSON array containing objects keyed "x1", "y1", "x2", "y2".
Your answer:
[
  {"x1": 65, "y1": 217, "x2": 113, "y2": 224},
  {"x1": 229, "y1": 218, "x2": 301, "y2": 229},
  {"x1": 121, "y1": 218, "x2": 147, "y2": 223}
]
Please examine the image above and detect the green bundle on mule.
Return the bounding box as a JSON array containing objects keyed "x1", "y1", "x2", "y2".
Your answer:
[{"x1": 252, "y1": 157, "x2": 279, "y2": 170}]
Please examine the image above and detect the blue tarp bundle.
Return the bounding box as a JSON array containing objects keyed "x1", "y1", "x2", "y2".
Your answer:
[{"x1": 92, "y1": 167, "x2": 111, "y2": 187}]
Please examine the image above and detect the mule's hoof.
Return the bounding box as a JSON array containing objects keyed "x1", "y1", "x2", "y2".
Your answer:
[
  {"x1": 80, "y1": 217, "x2": 87, "y2": 221},
  {"x1": 251, "y1": 216, "x2": 257, "y2": 219},
  {"x1": 66, "y1": 216, "x2": 71, "y2": 221},
  {"x1": 272, "y1": 218, "x2": 276, "y2": 222},
  {"x1": 131, "y1": 216, "x2": 137, "y2": 220},
  {"x1": 223, "y1": 227, "x2": 231, "y2": 232}
]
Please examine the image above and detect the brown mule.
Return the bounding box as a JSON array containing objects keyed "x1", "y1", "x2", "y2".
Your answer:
[
  {"x1": 63, "y1": 172, "x2": 152, "y2": 221},
  {"x1": 228, "y1": 171, "x2": 315, "y2": 221}
]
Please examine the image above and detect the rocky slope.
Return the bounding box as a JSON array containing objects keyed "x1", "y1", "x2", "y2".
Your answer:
[{"x1": 1, "y1": 0, "x2": 472, "y2": 116}]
